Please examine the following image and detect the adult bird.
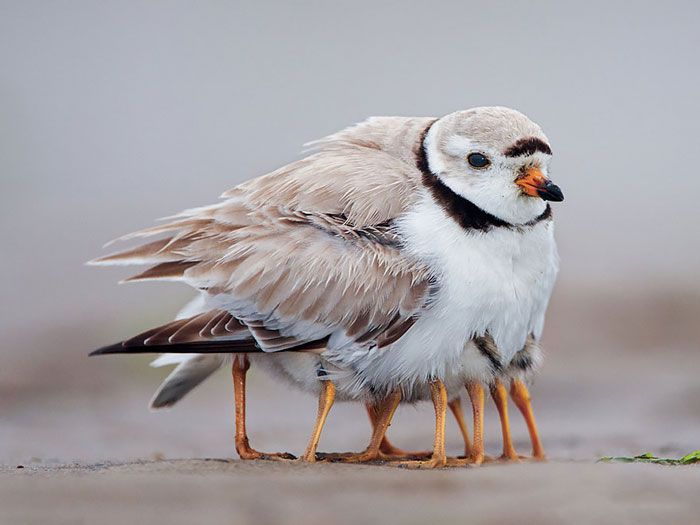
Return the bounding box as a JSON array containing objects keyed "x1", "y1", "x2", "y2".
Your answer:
[{"x1": 90, "y1": 107, "x2": 562, "y2": 466}]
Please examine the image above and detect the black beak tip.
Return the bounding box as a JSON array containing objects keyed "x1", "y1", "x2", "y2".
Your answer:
[{"x1": 537, "y1": 182, "x2": 564, "y2": 202}]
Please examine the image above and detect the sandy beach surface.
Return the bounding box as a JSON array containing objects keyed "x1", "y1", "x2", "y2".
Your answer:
[
  {"x1": 2, "y1": 291, "x2": 699, "y2": 524},
  {"x1": 3, "y1": 459, "x2": 700, "y2": 525}
]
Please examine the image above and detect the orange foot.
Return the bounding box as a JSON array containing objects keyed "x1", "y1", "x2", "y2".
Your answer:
[
  {"x1": 237, "y1": 444, "x2": 296, "y2": 461},
  {"x1": 449, "y1": 451, "x2": 487, "y2": 467},
  {"x1": 377, "y1": 440, "x2": 432, "y2": 460},
  {"x1": 526, "y1": 452, "x2": 547, "y2": 462},
  {"x1": 396, "y1": 455, "x2": 448, "y2": 469},
  {"x1": 316, "y1": 449, "x2": 426, "y2": 463}
]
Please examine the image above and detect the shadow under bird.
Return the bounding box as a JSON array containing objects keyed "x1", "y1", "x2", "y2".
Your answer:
[{"x1": 90, "y1": 106, "x2": 563, "y2": 467}]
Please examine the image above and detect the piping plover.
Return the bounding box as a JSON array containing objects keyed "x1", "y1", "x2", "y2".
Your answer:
[{"x1": 91, "y1": 107, "x2": 562, "y2": 467}]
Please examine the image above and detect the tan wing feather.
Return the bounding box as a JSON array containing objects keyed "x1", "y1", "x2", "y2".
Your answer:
[
  {"x1": 221, "y1": 116, "x2": 434, "y2": 226},
  {"x1": 91, "y1": 310, "x2": 260, "y2": 356},
  {"x1": 122, "y1": 261, "x2": 198, "y2": 283},
  {"x1": 92, "y1": 116, "x2": 435, "y2": 351}
]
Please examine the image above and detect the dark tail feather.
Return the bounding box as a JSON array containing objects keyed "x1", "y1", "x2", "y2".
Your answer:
[
  {"x1": 89, "y1": 309, "x2": 259, "y2": 356},
  {"x1": 89, "y1": 339, "x2": 261, "y2": 356},
  {"x1": 90, "y1": 310, "x2": 329, "y2": 356},
  {"x1": 90, "y1": 336, "x2": 330, "y2": 356}
]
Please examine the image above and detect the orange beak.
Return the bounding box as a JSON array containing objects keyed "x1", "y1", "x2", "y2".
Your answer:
[{"x1": 515, "y1": 167, "x2": 564, "y2": 202}]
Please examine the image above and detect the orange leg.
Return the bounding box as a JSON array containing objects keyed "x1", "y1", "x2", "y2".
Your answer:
[
  {"x1": 367, "y1": 401, "x2": 431, "y2": 460},
  {"x1": 232, "y1": 356, "x2": 295, "y2": 460},
  {"x1": 300, "y1": 379, "x2": 336, "y2": 462},
  {"x1": 397, "y1": 380, "x2": 448, "y2": 469},
  {"x1": 369, "y1": 402, "x2": 404, "y2": 456},
  {"x1": 466, "y1": 382, "x2": 485, "y2": 465},
  {"x1": 490, "y1": 379, "x2": 520, "y2": 462},
  {"x1": 510, "y1": 379, "x2": 546, "y2": 460},
  {"x1": 448, "y1": 397, "x2": 473, "y2": 458},
  {"x1": 324, "y1": 390, "x2": 403, "y2": 463}
]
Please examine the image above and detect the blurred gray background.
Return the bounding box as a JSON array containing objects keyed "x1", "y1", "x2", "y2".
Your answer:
[{"x1": 1, "y1": 1, "x2": 699, "y2": 466}]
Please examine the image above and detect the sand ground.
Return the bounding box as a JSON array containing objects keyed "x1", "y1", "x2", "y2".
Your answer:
[
  {"x1": 3, "y1": 460, "x2": 700, "y2": 525},
  {"x1": 2, "y1": 290, "x2": 699, "y2": 523}
]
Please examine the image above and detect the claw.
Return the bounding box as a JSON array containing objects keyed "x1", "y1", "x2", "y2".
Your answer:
[
  {"x1": 238, "y1": 448, "x2": 296, "y2": 461},
  {"x1": 396, "y1": 456, "x2": 447, "y2": 469}
]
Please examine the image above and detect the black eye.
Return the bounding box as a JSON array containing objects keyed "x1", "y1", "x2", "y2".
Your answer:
[{"x1": 467, "y1": 153, "x2": 490, "y2": 169}]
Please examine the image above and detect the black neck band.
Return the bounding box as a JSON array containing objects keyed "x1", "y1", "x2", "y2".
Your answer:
[{"x1": 416, "y1": 123, "x2": 551, "y2": 232}]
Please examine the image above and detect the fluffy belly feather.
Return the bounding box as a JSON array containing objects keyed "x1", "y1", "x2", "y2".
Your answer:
[{"x1": 328, "y1": 195, "x2": 558, "y2": 400}]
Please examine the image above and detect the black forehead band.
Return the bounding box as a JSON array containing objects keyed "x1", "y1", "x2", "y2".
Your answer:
[{"x1": 503, "y1": 137, "x2": 552, "y2": 157}]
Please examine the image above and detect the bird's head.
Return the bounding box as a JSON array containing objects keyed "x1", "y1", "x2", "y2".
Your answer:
[{"x1": 424, "y1": 106, "x2": 563, "y2": 225}]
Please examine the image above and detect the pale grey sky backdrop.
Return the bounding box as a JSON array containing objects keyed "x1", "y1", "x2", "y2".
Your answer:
[{"x1": 1, "y1": 1, "x2": 699, "y2": 351}]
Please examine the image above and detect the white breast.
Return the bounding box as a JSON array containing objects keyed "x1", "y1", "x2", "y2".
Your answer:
[{"x1": 333, "y1": 191, "x2": 559, "y2": 399}]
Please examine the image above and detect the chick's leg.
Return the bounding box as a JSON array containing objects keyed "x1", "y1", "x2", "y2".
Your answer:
[
  {"x1": 510, "y1": 379, "x2": 546, "y2": 460},
  {"x1": 448, "y1": 397, "x2": 473, "y2": 458},
  {"x1": 369, "y1": 402, "x2": 403, "y2": 456},
  {"x1": 466, "y1": 381, "x2": 485, "y2": 465},
  {"x1": 397, "y1": 380, "x2": 448, "y2": 469},
  {"x1": 232, "y1": 356, "x2": 295, "y2": 460},
  {"x1": 369, "y1": 401, "x2": 431, "y2": 460},
  {"x1": 326, "y1": 390, "x2": 403, "y2": 463},
  {"x1": 300, "y1": 379, "x2": 336, "y2": 462},
  {"x1": 490, "y1": 379, "x2": 521, "y2": 462}
]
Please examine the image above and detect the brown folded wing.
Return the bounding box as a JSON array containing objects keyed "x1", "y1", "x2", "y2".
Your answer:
[{"x1": 90, "y1": 117, "x2": 434, "y2": 354}]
